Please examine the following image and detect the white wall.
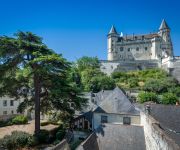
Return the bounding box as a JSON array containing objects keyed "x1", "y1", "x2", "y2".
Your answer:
[
  {"x1": 141, "y1": 111, "x2": 180, "y2": 150},
  {"x1": 93, "y1": 112, "x2": 140, "y2": 129},
  {"x1": 0, "y1": 96, "x2": 22, "y2": 116}
]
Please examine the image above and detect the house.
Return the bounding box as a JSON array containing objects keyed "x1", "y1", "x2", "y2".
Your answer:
[
  {"x1": 0, "y1": 96, "x2": 21, "y2": 116},
  {"x1": 72, "y1": 87, "x2": 140, "y2": 130}
]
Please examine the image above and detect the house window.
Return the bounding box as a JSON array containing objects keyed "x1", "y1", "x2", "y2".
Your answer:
[
  {"x1": 11, "y1": 110, "x2": 14, "y2": 114},
  {"x1": 145, "y1": 47, "x2": 148, "y2": 51},
  {"x1": 128, "y1": 48, "x2": 130, "y2": 52},
  {"x1": 120, "y1": 47, "x2": 123, "y2": 51},
  {"x1": 3, "y1": 111, "x2": 7, "y2": 115},
  {"x1": 3, "y1": 100, "x2": 7, "y2": 106},
  {"x1": 123, "y1": 117, "x2": 131, "y2": 125},
  {"x1": 101, "y1": 115, "x2": 108, "y2": 123},
  {"x1": 10, "y1": 100, "x2": 14, "y2": 106},
  {"x1": 136, "y1": 47, "x2": 139, "y2": 51}
]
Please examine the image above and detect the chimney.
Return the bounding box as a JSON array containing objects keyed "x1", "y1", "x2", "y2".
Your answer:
[
  {"x1": 176, "y1": 101, "x2": 179, "y2": 106},
  {"x1": 145, "y1": 105, "x2": 151, "y2": 114}
]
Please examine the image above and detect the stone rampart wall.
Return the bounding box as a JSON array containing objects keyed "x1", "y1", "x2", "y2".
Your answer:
[{"x1": 141, "y1": 111, "x2": 180, "y2": 150}]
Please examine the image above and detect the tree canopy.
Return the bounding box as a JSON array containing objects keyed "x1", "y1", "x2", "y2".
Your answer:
[{"x1": 0, "y1": 31, "x2": 87, "y2": 134}]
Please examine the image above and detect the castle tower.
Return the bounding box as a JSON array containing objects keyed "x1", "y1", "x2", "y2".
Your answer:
[
  {"x1": 107, "y1": 25, "x2": 119, "y2": 61},
  {"x1": 159, "y1": 19, "x2": 173, "y2": 57}
]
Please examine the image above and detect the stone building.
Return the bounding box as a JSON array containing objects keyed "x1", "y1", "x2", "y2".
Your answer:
[
  {"x1": 71, "y1": 87, "x2": 140, "y2": 130},
  {"x1": 101, "y1": 19, "x2": 180, "y2": 82},
  {"x1": 107, "y1": 19, "x2": 173, "y2": 61}
]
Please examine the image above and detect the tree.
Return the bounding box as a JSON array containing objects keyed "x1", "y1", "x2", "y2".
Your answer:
[
  {"x1": 138, "y1": 91, "x2": 158, "y2": 103},
  {"x1": 76, "y1": 56, "x2": 99, "y2": 71},
  {"x1": 0, "y1": 31, "x2": 87, "y2": 135},
  {"x1": 89, "y1": 75, "x2": 115, "y2": 92},
  {"x1": 161, "y1": 93, "x2": 178, "y2": 104}
]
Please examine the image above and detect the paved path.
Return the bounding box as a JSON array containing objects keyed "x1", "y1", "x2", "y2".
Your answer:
[{"x1": 0, "y1": 120, "x2": 58, "y2": 139}]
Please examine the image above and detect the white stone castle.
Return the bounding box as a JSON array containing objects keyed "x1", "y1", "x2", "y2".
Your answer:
[
  {"x1": 100, "y1": 19, "x2": 180, "y2": 82},
  {"x1": 107, "y1": 20, "x2": 173, "y2": 61}
]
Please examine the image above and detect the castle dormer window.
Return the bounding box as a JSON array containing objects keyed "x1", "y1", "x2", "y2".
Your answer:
[
  {"x1": 120, "y1": 47, "x2": 123, "y2": 51},
  {"x1": 136, "y1": 47, "x2": 139, "y2": 51}
]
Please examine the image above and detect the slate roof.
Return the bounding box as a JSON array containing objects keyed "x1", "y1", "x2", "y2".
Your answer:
[
  {"x1": 109, "y1": 25, "x2": 118, "y2": 34},
  {"x1": 78, "y1": 124, "x2": 146, "y2": 150},
  {"x1": 159, "y1": 19, "x2": 170, "y2": 30},
  {"x1": 118, "y1": 33, "x2": 160, "y2": 42},
  {"x1": 93, "y1": 87, "x2": 139, "y2": 115},
  {"x1": 75, "y1": 87, "x2": 139, "y2": 122},
  {"x1": 149, "y1": 104, "x2": 180, "y2": 147}
]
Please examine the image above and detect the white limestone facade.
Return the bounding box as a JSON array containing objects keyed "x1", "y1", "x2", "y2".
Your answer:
[
  {"x1": 107, "y1": 20, "x2": 173, "y2": 61},
  {"x1": 0, "y1": 96, "x2": 22, "y2": 116}
]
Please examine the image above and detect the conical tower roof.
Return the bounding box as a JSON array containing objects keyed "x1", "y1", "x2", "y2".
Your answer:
[
  {"x1": 159, "y1": 19, "x2": 170, "y2": 30},
  {"x1": 109, "y1": 25, "x2": 118, "y2": 34}
]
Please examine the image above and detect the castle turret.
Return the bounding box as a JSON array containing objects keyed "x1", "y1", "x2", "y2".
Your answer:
[
  {"x1": 107, "y1": 25, "x2": 119, "y2": 61},
  {"x1": 159, "y1": 19, "x2": 173, "y2": 57}
]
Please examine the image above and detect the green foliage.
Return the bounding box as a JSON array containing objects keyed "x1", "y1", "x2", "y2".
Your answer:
[
  {"x1": 89, "y1": 75, "x2": 115, "y2": 92},
  {"x1": 56, "y1": 130, "x2": 66, "y2": 141},
  {"x1": 161, "y1": 93, "x2": 178, "y2": 104},
  {"x1": 37, "y1": 129, "x2": 49, "y2": 143},
  {"x1": 11, "y1": 115, "x2": 28, "y2": 125},
  {"x1": 0, "y1": 131, "x2": 35, "y2": 150},
  {"x1": 76, "y1": 56, "x2": 99, "y2": 71},
  {"x1": 70, "y1": 140, "x2": 83, "y2": 150},
  {"x1": 138, "y1": 92, "x2": 158, "y2": 103},
  {"x1": 111, "y1": 69, "x2": 171, "y2": 90},
  {"x1": 143, "y1": 77, "x2": 177, "y2": 93},
  {"x1": 73, "y1": 56, "x2": 116, "y2": 92},
  {"x1": 0, "y1": 31, "x2": 87, "y2": 133}
]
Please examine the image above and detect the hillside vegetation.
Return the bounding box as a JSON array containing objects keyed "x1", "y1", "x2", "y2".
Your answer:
[{"x1": 73, "y1": 56, "x2": 180, "y2": 105}]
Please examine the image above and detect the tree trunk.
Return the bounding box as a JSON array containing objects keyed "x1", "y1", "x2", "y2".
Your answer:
[{"x1": 34, "y1": 73, "x2": 40, "y2": 135}]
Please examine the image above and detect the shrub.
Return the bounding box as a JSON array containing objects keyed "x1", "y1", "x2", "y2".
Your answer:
[
  {"x1": 0, "y1": 131, "x2": 34, "y2": 150},
  {"x1": 37, "y1": 129, "x2": 50, "y2": 143},
  {"x1": 56, "y1": 129, "x2": 66, "y2": 141},
  {"x1": 12, "y1": 115, "x2": 28, "y2": 125},
  {"x1": 161, "y1": 93, "x2": 178, "y2": 104},
  {"x1": 138, "y1": 91, "x2": 158, "y2": 103},
  {"x1": 40, "y1": 121, "x2": 50, "y2": 126}
]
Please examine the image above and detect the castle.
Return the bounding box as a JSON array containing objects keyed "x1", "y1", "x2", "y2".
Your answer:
[
  {"x1": 100, "y1": 20, "x2": 180, "y2": 82},
  {"x1": 107, "y1": 20, "x2": 173, "y2": 61}
]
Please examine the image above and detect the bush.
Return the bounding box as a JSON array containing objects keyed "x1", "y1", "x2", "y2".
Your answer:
[
  {"x1": 56, "y1": 129, "x2": 66, "y2": 141},
  {"x1": 0, "y1": 131, "x2": 35, "y2": 150},
  {"x1": 161, "y1": 93, "x2": 178, "y2": 104},
  {"x1": 12, "y1": 115, "x2": 28, "y2": 125},
  {"x1": 37, "y1": 129, "x2": 50, "y2": 143},
  {"x1": 138, "y1": 91, "x2": 158, "y2": 103}
]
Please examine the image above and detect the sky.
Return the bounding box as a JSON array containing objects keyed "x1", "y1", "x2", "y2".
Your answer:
[{"x1": 0, "y1": 0, "x2": 180, "y2": 61}]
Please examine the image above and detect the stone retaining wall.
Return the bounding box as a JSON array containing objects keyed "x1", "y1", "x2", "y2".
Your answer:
[{"x1": 141, "y1": 111, "x2": 180, "y2": 150}]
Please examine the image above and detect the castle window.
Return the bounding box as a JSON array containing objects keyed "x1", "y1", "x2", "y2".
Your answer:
[
  {"x1": 128, "y1": 48, "x2": 130, "y2": 52},
  {"x1": 135, "y1": 36, "x2": 137, "y2": 40},
  {"x1": 142, "y1": 36, "x2": 144, "y2": 40},
  {"x1": 136, "y1": 47, "x2": 139, "y2": 51},
  {"x1": 145, "y1": 47, "x2": 148, "y2": 51},
  {"x1": 120, "y1": 47, "x2": 123, "y2": 51}
]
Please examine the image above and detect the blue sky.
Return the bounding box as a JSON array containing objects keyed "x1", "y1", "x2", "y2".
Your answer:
[{"x1": 0, "y1": 0, "x2": 180, "y2": 61}]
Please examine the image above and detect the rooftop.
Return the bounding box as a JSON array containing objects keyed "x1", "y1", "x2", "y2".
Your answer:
[
  {"x1": 78, "y1": 124, "x2": 146, "y2": 150},
  {"x1": 149, "y1": 104, "x2": 180, "y2": 147}
]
